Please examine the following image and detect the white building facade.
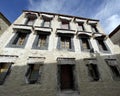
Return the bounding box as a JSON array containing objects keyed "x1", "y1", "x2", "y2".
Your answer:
[{"x1": 0, "y1": 10, "x2": 120, "y2": 96}]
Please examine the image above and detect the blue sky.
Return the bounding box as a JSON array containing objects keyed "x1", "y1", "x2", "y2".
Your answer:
[{"x1": 0, "y1": 0, "x2": 120, "y2": 34}]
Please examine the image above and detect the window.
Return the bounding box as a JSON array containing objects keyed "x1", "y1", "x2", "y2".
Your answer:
[
  {"x1": 61, "y1": 37, "x2": 71, "y2": 49},
  {"x1": 106, "y1": 60, "x2": 120, "y2": 80},
  {"x1": 32, "y1": 33, "x2": 49, "y2": 50},
  {"x1": 42, "y1": 19, "x2": 51, "y2": 27},
  {"x1": 25, "y1": 13, "x2": 37, "y2": 26},
  {"x1": 79, "y1": 36, "x2": 92, "y2": 51},
  {"x1": 78, "y1": 23, "x2": 85, "y2": 31},
  {"x1": 91, "y1": 25, "x2": 98, "y2": 33},
  {"x1": 87, "y1": 64, "x2": 100, "y2": 81},
  {"x1": 0, "y1": 63, "x2": 12, "y2": 85},
  {"x1": 61, "y1": 21, "x2": 70, "y2": 29},
  {"x1": 25, "y1": 64, "x2": 41, "y2": 84},
  {"x1": 7, "y1": 31, "x2": 30, "y2": 48},
  {"x1": 25, "y1": 18, "x2": 35, "y2": 25},
  {"x1": 96, "y1": 38, "x2": 109, "y2": 52},
  {"x1": 57, "y1": 35, "x2": 74, "y2": 51}
]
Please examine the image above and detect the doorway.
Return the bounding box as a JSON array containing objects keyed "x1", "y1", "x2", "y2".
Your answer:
[{"x1": 58, "y1": 65, "x2": 75, "y2": 90}]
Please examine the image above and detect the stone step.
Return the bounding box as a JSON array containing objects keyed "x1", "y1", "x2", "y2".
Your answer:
[{"x1": 58, "y1": 90, "x2": 80, "y2": 96}]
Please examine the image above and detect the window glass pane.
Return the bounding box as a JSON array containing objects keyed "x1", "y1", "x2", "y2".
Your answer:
[
  {"x1": 81, "y1": 38, "x2": 90, "y2": 49},
  {"x1": 38, "y1": 35, "x2": 47, "y2": 48},
  {"x1": 61, "y1": 37, "x2": 71, "y2": 49}
]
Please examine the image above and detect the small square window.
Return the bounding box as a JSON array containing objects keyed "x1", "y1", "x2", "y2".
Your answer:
[
  {"x1": 42, "y1": 19, "x2": 51, "y2": 27},
  {"x1": 25, "y1": 64, "x2": 42, "y2": 84},
  {"x1": 25, "y1": 13, "x2": 37, "y2": 26},
  {"x1": 91, "y1": 25, "x2": 98, "y2": 33},
  {"x1": 78, "y1": 23, "x2": 84, "y2": 31},
  {"x1": 61, "y1": 21, "x2": 70, "y2": 29},
  {"x1": 0, "y1": 63, "x2": 12, "y2": 85}
]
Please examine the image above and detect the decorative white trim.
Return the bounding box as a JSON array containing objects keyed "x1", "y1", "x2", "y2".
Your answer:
[
  {"x1": 77, "y1": 31, "x2": 92, "y2": 36},
  {"x1": 27, "y1": 57, "x2": 45, "y2": 64},
  {"x1": 13, "y1": 25, "x2": 32, "y2": 31},
  {"x1": 93, "y1": 33, "x2": 106, "y2": 38},
  {"x1": 75, "y1": 18, "x2": 87, "y2": 23},
  {"x1": 59, "y1": 16, "x2": 72, "y2": 21},
  {"x1": 87, "y1": 20, "x2": 98, "y2": 24},
  {"x1": 57, "y1": 29, "x2": 76, "y2": 34},
  {"x1": 41, "y1": 14, "x2": 54, "y2": 18},
  {"x1": 34, "y1": 27, "x2": 52, "y2": 32},
  {"x1": 0, "y1": 55, "x2": 18, "y2": 63}
]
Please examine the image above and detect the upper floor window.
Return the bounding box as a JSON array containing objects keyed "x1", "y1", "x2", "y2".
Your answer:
[
  {"x1": 0, "y1": 63, "x2": 12, "y2": 85},
  {"x1": 91, "y1": 25, "x2": 98, "y2": 33},
  {"x1": 57, "y1": 34, "x2": 74, "y2": 51},
  {"x1": 25, "y1": 13, "x2": 37, "y2": 26},
  {"x1": 61, "y1": 21, "x2": 70, "y2": 29},
  {"x1": 79, "y1": 35, "x2": 92, "y2": 52},
  {"x1": 42, "y1": 19, "x2": 51, "y2": 27},
  {"x1": 77, "y1": 23, "x2": 85, "y2": 31},
  {"x1": 96, "y1": 38, "x2": 110, "y2": 52},
  {"x1": 25, "y1": 64, "x2": 42, "y2": 84},
  {"x1": 32, "y1": 32, "x2": 49, "y2": 50},
  {"x1": 7, "y1": 30, "x2": 30, "y2": 48}
]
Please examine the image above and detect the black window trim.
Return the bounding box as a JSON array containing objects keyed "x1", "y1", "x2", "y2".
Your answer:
[
  {"x1": 57, "y1": 34, "x2": 74, "y2": 52},
  {"x1": 32, "y1": 31, "x2": 50, "y2": 50},
  {"x1": 79, "y1": 35, "x2": 93, "y2": 52},
  {"x1": 6, "y1": 30, "x2": 30, "y2": 48},
  {"x1": 96, "y1": 38, "x2": 111, "y2": 53}
]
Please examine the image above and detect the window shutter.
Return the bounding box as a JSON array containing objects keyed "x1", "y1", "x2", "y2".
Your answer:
[
  {"x1": 0, "y1": 64, "x2": 11, "y2": 85},
  {"x1": 32, "y1": 35, "x2": 39, "y2": 49},
  {"x1": 45, "y1": 35, "x2": 49, "y2": 50},
  {"x1": 71, "y1": 38, "x2": 74, "y2": 51},
  {"x1": 57, "y1": 37, "x2": 61, "y2": 49}
]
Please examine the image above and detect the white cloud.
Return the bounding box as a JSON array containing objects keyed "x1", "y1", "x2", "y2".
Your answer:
[
  {"x1": 28, "y1": 0, "x2": 66, "y2": 13},
  {"x1": 28, "y1": 0, "x2": 120, "y2": 34},
  {"x1": 94, "y1": 0, "x2": 120, "y2": 34}
]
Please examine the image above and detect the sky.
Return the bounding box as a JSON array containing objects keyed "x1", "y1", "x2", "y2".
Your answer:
[{"x1": 0, "y1": 0, "x2": 120, "y2": 34}]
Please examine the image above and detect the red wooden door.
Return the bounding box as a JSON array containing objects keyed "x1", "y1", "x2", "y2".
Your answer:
[{"x1": 60, "y1": 65, "x2": 74, "y2": 90}]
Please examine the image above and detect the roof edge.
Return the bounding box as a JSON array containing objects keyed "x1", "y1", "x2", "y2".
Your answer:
[
  {"x1": 109, "y1": 25, "x2": 120, "y2": 37},
  {"x1": 23, "y1": 10, "x2": 99, "y2": 22},
  {"x1": 0, "y1": 12, "x2": 11, "y2": 25}
]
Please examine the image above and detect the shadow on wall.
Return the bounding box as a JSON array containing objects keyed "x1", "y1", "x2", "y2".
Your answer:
[{"x1": 0, "y1": 53, "x2": 120, "y2": 96}]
